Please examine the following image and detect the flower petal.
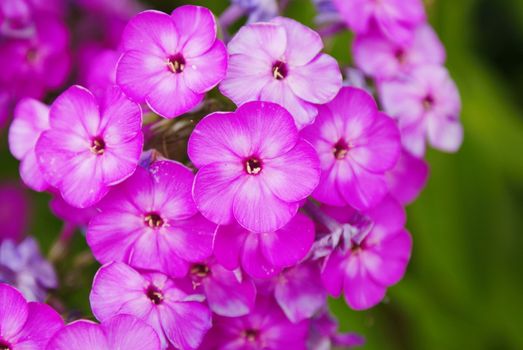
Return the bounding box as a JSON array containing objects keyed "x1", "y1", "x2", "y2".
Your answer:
[
  {"x1": 161, "y1": 301, "x2": 212, "y2": 350},
  {"x1": 214, "y1": 224, "x2": 249, "y2": 271},
  {"x1": 171, "y1": 5, "x2": 217, "y2": 58},
  {"x1": 183, "y1": 40, "x2": 227, "y2": 94},
  {"x1": 104, "y1": 314, "x2": 161, "y2": 350},
  {"x1": 272, "y1": 17, "x2": 323, "y2": 66},
  {"x1": 0, "y1": 283, "x2": 28, "y2": 340},
  {"x1": 46, "y1": 321, "x2": 108, "y2": 350},
  {"x1": 241, "y1": 233, "x2": 281, "y2": 279}
]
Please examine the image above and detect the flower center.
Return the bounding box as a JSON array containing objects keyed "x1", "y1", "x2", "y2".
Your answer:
[
  {"x1": 272, "y1": 61, "x2": 288, "y2": 80},
  {"x1": 422, "y1": 94, "x2": 435, "y2": 111},
  {"x1": 243, "y1": 329, "x2": 260, "y2": 342},
  {"x1": 245, "y1": 157, "x2": 263, "y2": 175},
  {"x1": 168, "y1": 54, "x2": 185, "y2": 74},
  {"x1": 144, "y1": 212, "x2": 164, "y2": 228},
  {"x1": 90, "y1": 137, "x2": 106, "y2": 155},
  {"x1": 146, "y1": 285, "x2": 164, "y2": 305},
  {"x1": 0, "y1": 340, "x2": 11, "y2": 350},
  {"x1": 190, "y1": 263, "x2": 210, "y2": 278},
  {"x1": 333, "y1": 139, "x2": 350, "y2": 160},
  {"x1": 394, "y1": 48, "x2": 407, "y2": 65}
]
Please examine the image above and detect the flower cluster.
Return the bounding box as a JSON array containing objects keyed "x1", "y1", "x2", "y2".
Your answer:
[{"x1": 1, "y1": 0, "x2": 462, "y2": 349}]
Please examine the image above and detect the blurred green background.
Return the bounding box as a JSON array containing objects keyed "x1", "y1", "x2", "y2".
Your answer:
[{"x1": 1, "y1": 0, "x2": 523, "y2": 349}]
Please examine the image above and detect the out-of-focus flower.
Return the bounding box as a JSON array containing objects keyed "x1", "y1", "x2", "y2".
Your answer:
[
  {"x1": 302, "y1": 87, "x2": 401, "y2": 210},
  {"x1": 116, "y1": 6, "x2": 227, "y2": 119},
  {"x1": 0, "y1": 283, "x2": 63, "y2": 349},
  {"x1": 202, "y1": 296, "x2": 309, "y2": 349},
  {"x1": 353, "y1": 25, "x2": 445, "y2": 81},
  {"x1": 386, "y1": 149, "x2": 430, "y2": 205},
  {"x1": 35, "y1": 85, "x2": 143, "y2": 208},
  {"x1": 380, "y1": 65, "x2": 463, "y2": 156},
  {"x1": 90, "y1": 262, "x2": 212, "y2": 349},
  {"x1": 46, "y1": 314, "x2": 161, "y2": 350},
  {"x1": 188, "y1": 101, "x2": 320, "y2": 232},
  {"x1": 220, "y1": 17, "x2": 342, "y2": 128},
  {"x1": 187, "y1": 259, "x2": 256, "y2": 317},
  {"x1": 320, "y1": 196, "x2": 412, "y2": 310},
  {"x1": 49, "y1": 194, "x2": 97, "y2": 228},
  {"x1": 79, "y1": 48, "x2": 120, "y2": 98},
  {"x1": 313, "y1": 0, "x2": 341, "y2": 25},
  {"x1": 0, "y1": 184, "x2": 29, "y2": 242},
  {"x1": 8, "y1": 98, "x2": 50, "y2": 192},
  {"x1": 333, "y1": 0, "x2": 426, "y2": 44},
  {"x1": 214, "y1": 213, "x2": 315, "y2": 279},
  {"x1": 0, "y1": 237, "x2": 57, "y2": 302},
  {"x1": 308, "y1": 309, "x2": 365, "y2": 349},
  {"x1": 232, "y1": 0, "x2": 278, "y2": 23},
  {"x1": 87, "y1": 160, "x2": 216, "y2": 278}
]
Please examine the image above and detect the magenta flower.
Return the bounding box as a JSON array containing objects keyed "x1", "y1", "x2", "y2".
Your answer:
[
  {"x1": 380, "y1": 65, "x2": 463, "y2": 156},
  {"x1": 116, "y1": 6, "x2": 227, "y2": 119},
  {"x1": 214, "y1": 213, "x2": 315, "y2": 279},
  {"x1": 46, "y1": 315, "x2": 161, "y2": 350},
  {"x1": 90, "y1": 262, "x2": 212, "y2": 349},
  {"x1": 353, "y1": 24, "x2": 445, "y2": 80},
  {"x1": 0, "y1": 16, "x2": 70, "y2": 99},
  {"x1": 188, "y1": 101, "x2": 321, "y2": 232},
  {"x1": 333, "y1": 0, "x2": 426, "y2": 44},
  {"x1": 35, "y1": 85, "x2": 143, "y2": 208},
  {"x1": 187, "y1": 259, "x2": 256, "y2": 317},
  {"x1": 0, "y1": 184, "x2": 29, "y2": 242},
  {"x1": 320, "y1": 196, "x2": 412, "y2": 310},
  {"x1": 0, "y1": 283, "x2": 63, "y2": 349},
  {"x1": 302, "y1": 87, "x2": 401, "y2": 210},
  {"x1": 8, "y1": 98, "x2": 49, "y2": 191},
  {"x1": 220, "y1": 17, "x2": 342, "y2": 128},
  {"x1": 87, "y1": 160, "x2": 215, "y2": 277},
  {"x1": 203, "y1": 296, "x2": 309, "y2": 350},
  {"x1": 386, "y1": 149, "x2": 429, "y2": 205}
]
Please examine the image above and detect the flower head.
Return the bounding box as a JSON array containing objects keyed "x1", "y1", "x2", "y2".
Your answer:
[
  {"x1": 46, "y1": 315, "x2": 161, "y2": 350},
  {"x1": 35, "y1": 85, "x2": 143, "y2": 208},
  {"x1": 220, "y1": 17, "x2": 342, "y2": 128},
  {"x1": 320, "y1": 196, "x2": 412, "y2": 310},
  {"x1": 380, "y1": 65, "x2": 463, "y2": 156},
  {"x1": 90, "y1": 262, "x2": 212, "y2": 349},
  {"x1": 116, "y1": 6, "x2": 227, "y2": 119},
  {"x1": 333, "y1": 0, "x2": 426, "y2": 44},
  {"x1": 0, "y1": 283, "x2": 63, "y2": 349},
  {"x1": 0, "y1": 238, "x2": 57, "y2": 302},
  {"x1": 8, "y1": 98, "x2": 50, "y2": 191},
  {"x1": 214, "y1": 213, "x2": 315, "y2": 279},
  {"x1": 188, "y1": 101, "x2": 321, "y2": 232},
  {"x1": 302, "y1": 87, "x2": 401, "y2": 210},
  {"x1": 87, "y1": 160, "x2": 216, "y2": 277}
]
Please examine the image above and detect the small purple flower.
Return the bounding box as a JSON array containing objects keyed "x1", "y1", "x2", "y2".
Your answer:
[
  {"x1": 320, "y1": 196, "x2": 412, "y2": 310},
  {"x1": 35, "y1": 85, "x2": 143, "y2": 208},
  {"x1": 308, "y1": 309, "x2": 365, "y2": 349},
  {"x1": 380, "y1": 65, "x2": 463, "y2": 156},
  {"x1": 0, "y1": 283, "x2": 63, "y2": 349},
  {"x1": 302, "y1": 87, "x2": 401, "y2": 210},
  {"x1": 0, "y1": 184, "x2": 29, "y2": 242},
  {"x1": 386, "y1": 149, "x2": 429, "y2": 205},
  {"x1": 8, "y1": 98, "x2": 49, "y2": 191},
  {"x1": 313, "y1": 0, "x2": 341, "y2": 25},
  {"x1": 90, "y1": 262, "x2": 212, "y2": 349},
  {"x1": 187, "y1": 259, "x2": 256, "y2": 317},
  {"x1": 0, "y1": 237, "x2": 57, "y2": 302},
  {"x1": 333, "y1": 0, "x2": 426, "y2": 44},
  {"x1": 220, "y1": 17, "x2": 342, "y2": 128},
  {"x1": 188, "y1": 101, "x2": 321, "y2": 232},
  {"x1": 46, "y1": 314, "x2": 161, "y2": 350},
  {"x1": 214, "y1": 213, "x2": 315, "y2": 279},
  {"x1": 353, "y1": 24, "x2": 445, "y2": 81},
  {"x1": 232, "y1": 0, "x2": 278, "y2": 23},
  {"x1": 202, "y1": 296, "x2": 309, "y2": 349},
  {"x1": 116, "y1": 6, "x2": 227, "y2": 119},
  {"x1": 87, "y1": 160, "x2": 216, "y2": 277}
]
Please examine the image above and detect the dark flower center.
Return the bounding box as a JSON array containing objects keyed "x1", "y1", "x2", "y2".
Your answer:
[
  {"x1": 243, "y1": 329, "x2": 260, "y2": 342},
  {"x1": 0, "y1": 340, "x2": 11, "y2": 350},
  {"x1": 272, "y1": 61, "x2": 288, "y2": 80},
  {"x1": 422, "y1": 94, "x2": 435, "y2": 111},
  {"x1": 245, "y1": 157, "x2": 263, "y2": 175},
  {"x1": 26, "y1": 47, "x2": 39, "y2": 63},
  {"x1": 333, "y1": 139, "x2": 350, "y2": 160},
  {"x1": 168, "y1": 54, "x2": 186, "y2": 73},
  {"x1": 394, "y1": 48, "x2": 407, "y2": 64},
  {"x1": 144, "y1": 212, "x2": 164, "y2": 228},
  {"x1": 90, "y1": 137, "x2": 106, "y2": 155},
  {"x1": 146, "y1": 285, "x2": 164, "y2": 305},
  {"x1": 191, "y1": 263, "x2": 210, "y2": 278}
]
